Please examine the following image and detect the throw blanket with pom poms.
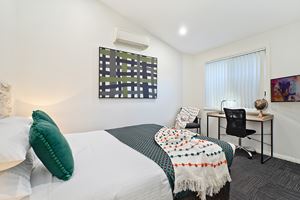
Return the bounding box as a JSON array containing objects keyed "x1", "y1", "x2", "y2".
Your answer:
[{"x1": 155, "y1": 127, "x2": 231, "y2": 200}]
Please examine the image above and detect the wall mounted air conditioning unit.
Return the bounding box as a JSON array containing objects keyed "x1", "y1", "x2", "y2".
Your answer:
[{"x1": 114, "y1": 28, "x2": 150, "y2": 50}]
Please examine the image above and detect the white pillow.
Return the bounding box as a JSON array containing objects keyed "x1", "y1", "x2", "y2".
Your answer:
[
  {"x1": 0, "y1": 117, "x2": 32, "y2": 171},
  {"x1": 0, "y1": 150, "x2": 34, "y2": 200}
]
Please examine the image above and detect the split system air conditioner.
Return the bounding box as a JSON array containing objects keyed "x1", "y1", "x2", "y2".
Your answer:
[{"x1": 113, "y1": 28, "x2": 150, "y2": 50}]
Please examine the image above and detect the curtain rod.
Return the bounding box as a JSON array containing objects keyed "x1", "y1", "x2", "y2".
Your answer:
[{"x1": 205, "y1": 48, "x2": 266, "y2": 64}]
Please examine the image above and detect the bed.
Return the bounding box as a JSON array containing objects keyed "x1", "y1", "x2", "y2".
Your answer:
[{"x1": 28, "y1": 124, "x2": 235, "y2": 200}]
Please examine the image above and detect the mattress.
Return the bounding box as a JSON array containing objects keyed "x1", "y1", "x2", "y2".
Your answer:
[{"x1": 29, "y1": 130, "x2": 173, "y2": 200}]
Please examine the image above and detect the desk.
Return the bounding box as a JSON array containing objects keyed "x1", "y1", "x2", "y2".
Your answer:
[{"x1": 206, "y1": 112, "x2": 274, "y2": 164}]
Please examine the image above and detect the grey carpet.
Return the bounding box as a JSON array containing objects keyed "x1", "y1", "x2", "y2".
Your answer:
[{"x1": 230, "y1": 150, "x2": 300, "y2": 200}]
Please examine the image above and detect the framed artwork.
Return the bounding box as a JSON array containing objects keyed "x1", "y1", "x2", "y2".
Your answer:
[
  {"x1": 99, "y1": 47, "x2": 157, "y2": 99},
  {"x1": 271, "y1": 75, "x2": 300, "y2": 102}
]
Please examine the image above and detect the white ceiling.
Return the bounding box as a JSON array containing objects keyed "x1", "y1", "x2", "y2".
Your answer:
[{"x1": 100, "y1": 0, "x2": 300, "y2": 54}]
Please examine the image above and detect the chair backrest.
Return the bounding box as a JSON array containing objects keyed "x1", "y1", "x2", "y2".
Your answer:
[
  {"x1": 193, "y1": 116, "x2": 199, "y2": 123},
  {"x1": 224, "y1": 108, "x2": 247, "y2": 137},
  {"x1": 179, "y1": 107, "x2": 199, "y2": 124}
]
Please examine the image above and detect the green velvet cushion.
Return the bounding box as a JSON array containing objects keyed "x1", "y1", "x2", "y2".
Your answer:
[
  {"x1": 32, "y1": 110, "x2": 57, "y2": 127},
  {"x1": 29, "y1": 120, "x2": 74, "y2": 180}
]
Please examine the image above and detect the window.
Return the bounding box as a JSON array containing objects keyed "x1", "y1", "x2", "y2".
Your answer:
[{"x1": 205, "y1": 50, "x2": 266, "y2": 109}]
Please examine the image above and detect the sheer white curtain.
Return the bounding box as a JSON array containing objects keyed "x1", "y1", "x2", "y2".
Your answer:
[{"x1": 205, "y1": 50, "x2": 266, "y2": 109}]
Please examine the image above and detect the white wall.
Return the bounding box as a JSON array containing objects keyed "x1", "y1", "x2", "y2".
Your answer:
[
  {"x1": 183, "y1": 21, "x2": 300, "y2": 163},
  {"x1": 0, "y1": 0, "x2": 17, "y2": 84},
  {"x1": 0, "y1": 0, "x2": 183, "y2": 133}
]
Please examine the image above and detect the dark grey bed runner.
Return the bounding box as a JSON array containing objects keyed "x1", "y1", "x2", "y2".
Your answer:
[{"x1": 106, "y1": 124, "x2": 234, "y2": 192}]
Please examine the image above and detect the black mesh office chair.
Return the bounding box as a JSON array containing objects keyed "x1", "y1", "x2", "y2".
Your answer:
[{"x1": 224, "y1": 108, "x2": 256, "y2": 159}]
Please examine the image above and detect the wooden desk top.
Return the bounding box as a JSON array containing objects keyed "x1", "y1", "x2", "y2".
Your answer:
[{"x1": 207, "y1": 111, "x2": 274, "y2": 122}]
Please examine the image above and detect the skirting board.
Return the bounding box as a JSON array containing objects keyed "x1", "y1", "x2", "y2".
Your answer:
[
  {"x1": 250, "y1": 149, "x2": 300, "y2": 164},
  {"x1": 272, "y1": 152, "x2": 300, "y2": 164}
]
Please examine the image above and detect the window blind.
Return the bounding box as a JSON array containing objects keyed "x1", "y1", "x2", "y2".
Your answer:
[{"x1": 205, "y1": 50, "x2": 266, "y2": 109}]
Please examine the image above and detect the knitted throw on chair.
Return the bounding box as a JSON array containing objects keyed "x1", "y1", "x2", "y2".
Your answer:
[
  {"x1": 175, "y1": 107, "x2": 200, "y2": 129},
  {"x1": 155, "y1": 127, "x2": 231, "y2": 200}
]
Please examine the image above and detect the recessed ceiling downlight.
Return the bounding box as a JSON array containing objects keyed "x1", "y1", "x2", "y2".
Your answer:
[{"x1": 178, "y1": 26, "x2": 187, "y2": 36}]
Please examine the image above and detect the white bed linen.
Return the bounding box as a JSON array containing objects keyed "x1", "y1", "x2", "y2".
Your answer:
[
  {"x1": 229, "y1": 143, "x2": 236, "y2": 155},
  {"x1": 29, "y1": 130, "x2": 173, "y2": 200}
]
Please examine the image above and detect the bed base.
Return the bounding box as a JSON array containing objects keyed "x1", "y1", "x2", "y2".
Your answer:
[{"x1": 175, "y1": 182, "x2": 230, "y2": 200}]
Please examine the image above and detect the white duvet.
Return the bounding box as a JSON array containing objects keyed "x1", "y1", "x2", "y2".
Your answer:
[{"x1": 29, "y1": 131, "x2": 173, "y2": 200}]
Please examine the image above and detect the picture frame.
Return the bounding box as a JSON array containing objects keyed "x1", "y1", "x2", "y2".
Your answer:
[
  {"x1": 99, "y1": 47, "x2": 158, "y2": 99},
  {"x1": 270, "y1": 75, "x2": 300, "y2": 102}
]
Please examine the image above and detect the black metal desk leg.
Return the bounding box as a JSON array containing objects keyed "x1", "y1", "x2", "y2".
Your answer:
[
  {"x1": 271, "y1": 119, "x2": 273, "y2": 158},
  {"x1": 261, "y1": 120, "x2": 273, "y2": 164},
  {"x1": 199, "y1": 118, "x2": 202, "y2": 134},
  {"x1": 218, "y1": 117, "x2": 221, "y2": 140},
  {"x1": 261, "y1": 121, "x2": 264, "y2": 164},
  {"x1": 207, "y1": 116, "x2": 209, "y2": 137}
]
